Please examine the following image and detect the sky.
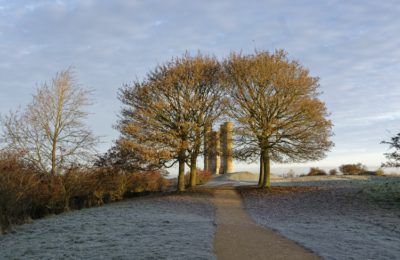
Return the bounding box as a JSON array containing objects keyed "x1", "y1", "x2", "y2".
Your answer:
[{"x1": 1, "y1": 0, "x2": 400, "y2": 173}]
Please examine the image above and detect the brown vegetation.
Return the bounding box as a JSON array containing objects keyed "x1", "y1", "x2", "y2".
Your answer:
[
  {"x1": 0, "y1": 153, "x2": 169, "y2": 233},
  {"x1": 185, "y1": 169, "x2": 212, "y2": 186},
  {"x1": 339, "y1": 163, "x2": 367, "y2": 175},
  {"x1": 329, "y1": 169, "x2": 338, "y2": 175},
  {"x1": 307, "y1": 167, "x2": 327, "y2": 176}
]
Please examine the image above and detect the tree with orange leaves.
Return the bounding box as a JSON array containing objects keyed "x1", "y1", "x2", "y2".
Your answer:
[
  {"x1": 117, "y1": 53, "x2": 225, "y2": 191},
  {"x1": 224, "y1": 50, "x2": 333, "y2": 188}
]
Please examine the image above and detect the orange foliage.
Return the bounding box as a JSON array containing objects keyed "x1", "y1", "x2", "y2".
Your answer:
[{"x1": 185, "y1": 169, "x2": 212, "y2": 186}]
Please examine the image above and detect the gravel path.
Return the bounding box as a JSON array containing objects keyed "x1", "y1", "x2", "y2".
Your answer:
[
  {"x1": 240, "y1": 186, "x2": 400, "y2": 260},
  {"x1": 0, "y1": 192, "x2": 216, "y2": 260}
]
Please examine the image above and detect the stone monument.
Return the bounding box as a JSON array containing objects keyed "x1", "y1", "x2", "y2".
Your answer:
[{"x1": 204, "y1": 121, "x2": 234, "y2": 174}]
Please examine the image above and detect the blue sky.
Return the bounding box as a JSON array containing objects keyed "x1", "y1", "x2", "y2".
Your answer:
[{"x1": 1, "y1": 0, "x2": 400, "y2": 171}]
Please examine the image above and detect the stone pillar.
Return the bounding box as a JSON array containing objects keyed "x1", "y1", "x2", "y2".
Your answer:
[
  {"x1": 203, "y1": 124, "x2": 211, "y2": 172},
  {"x1": 219, "y1": 124, "x2": 226, "y2": 174},
  {"x1": 225, "y1": 122, "x2": 234, "y2": 174},
  {"x1": 209, "y1": 131, "x2": 221, "y2": 175},
  {"x1": 220, "y1": 122, "x2": 234, "y2": 174}
]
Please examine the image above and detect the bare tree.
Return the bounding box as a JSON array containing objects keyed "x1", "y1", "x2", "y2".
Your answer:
[
  {"x1": 1, "y1": 69, "x2": 98, "y2": 174},
  {"x1": 224, "y1": 50, "x2": 333, "y2": 188},
  {"x1": 381, "y1": 133, "x2": 400, "y2": 168},
  {"x1": 117, "y1": 53, "x2": 225, "y2": 191}
]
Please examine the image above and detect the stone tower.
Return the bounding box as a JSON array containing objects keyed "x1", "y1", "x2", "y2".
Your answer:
[
  {"x1": 203, "y1": 124, "x2": 212, "y2": 172},
  {"x1": 220, "y1": 122, "x2": 234, "y2": 174},
  {"x1": 204, "y1": 121, "x2": 234, "y2": 174},
  {"x1": 209, "y1": 131, "x2": 221, "y2": 175}
]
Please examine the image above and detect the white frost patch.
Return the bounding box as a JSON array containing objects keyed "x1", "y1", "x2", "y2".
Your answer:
[
  {"x1": 242, "y1": 177, "x2": 400, "y2": 260},
  {"x1": 0, "y1": 195, "x2": 216, "y2": 259}
]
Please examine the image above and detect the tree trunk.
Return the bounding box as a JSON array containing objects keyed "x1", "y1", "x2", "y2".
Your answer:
[
  {"x1": 51, "y1": 137, "x2": 57, "y2": 175},
  {"x1": 177, "y1": 151, "x2": 186, "y2": 191},
  {"x1": 262, "y1": 149, "x2": 271, "y2": 189},
  {"x1": 189, "y1": 155, "x2": 197, "y2": 188},
  {"x1": 258, "y1": 155, "x2": 264, "y2": 187}
]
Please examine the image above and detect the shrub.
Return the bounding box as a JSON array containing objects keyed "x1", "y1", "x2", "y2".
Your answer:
[
  {"x1": 196, "y1": 169, "x2": 212, "y2": 185},
  {"x1": 307, "y1": 167, "x2": 327, "y2": 176},
  {"x1": 185, "y1": 169, "x2": 212, "y2": 186},
  {"x1": 329, "y1": 169, "x2": 338, "y2": 176},
  {"x1": 126, "y1": 171, "x2": 170, "y2": 194},
  {"x1": 0, "y1": 153, "x2": 41, "y2": 232},
  {"x1": 0, "y1": 151, "x2": 170, "y2": 233},
  {"x1": 339, "y1": 163, "x2": 367, "y2": 175},
  {"x1": 375, "y1": 168, "x2": 385, "y2": 176}
]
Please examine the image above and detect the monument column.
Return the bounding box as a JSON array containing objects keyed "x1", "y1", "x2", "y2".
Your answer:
[
  {"x1": 220, "y1": 122, "x2": 234, "y2": 174},
  {"x1": 219, "y1": 124, "x2": 226, "y2": 174},
  {"x1": 210, "y1": 131, "x2": 220, "y2": 175},
  {"x1": 225, "y1": 122, "x2": 234, "y2": 174},
  {"x1": 203, "y1": 124, "x2": 211, "y2": 172}
]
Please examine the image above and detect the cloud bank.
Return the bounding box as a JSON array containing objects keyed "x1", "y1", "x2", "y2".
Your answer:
[{"x1": 1, "y1": 0, "x2": 400, "y2": 168}]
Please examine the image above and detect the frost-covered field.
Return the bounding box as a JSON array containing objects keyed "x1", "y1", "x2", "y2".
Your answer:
[
  {"x1": 0, "y1": 192, "x2": 216, "y2": 260},
  {"x1": 240, "y1": 175, "x2": 400, "y2": 260}
]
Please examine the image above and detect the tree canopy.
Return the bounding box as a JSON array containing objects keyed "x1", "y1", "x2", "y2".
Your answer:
[
  {"x1": 224, "y1": 50, "x2": 333, "y2": 188},
  {"x1": 1, "y1": 69, "x2": 97, "y2": 174},
  {"x1": 116, "y1": 53, "x2": 225, "y2": 191}
]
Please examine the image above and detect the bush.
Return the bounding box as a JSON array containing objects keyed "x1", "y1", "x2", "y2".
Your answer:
[
  {"x1": 307, "y1": 167, "x2": 327, "y2": 176},
  {"x1": 185, "y1": 169, "x2": 212, "y2": 186},
  {"x1": 375, "y1": 168, "x2": 385, "y2": 176},
  {"x1": 0, "y1": 153, "x2": 40, "y2": 232},
  {"x1": 329, "y1": 169, "x2": 338, "y2": 176},
  {"x1": 196, "y1": 169, "x2": 212, "y2": 185},
  {"x1": 339, "y1": 163, "x2": 367, "y2": 175},
  {"x1": 0, "y1": 152, "x2": 170, "y2": 233},
  {"x1": 125, "y1": 171, "x2": 170, "y2": 194}
]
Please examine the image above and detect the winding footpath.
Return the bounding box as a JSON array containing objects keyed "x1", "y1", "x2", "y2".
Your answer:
[{"x1": 212, "y1": 187, "x2": 320, "y2": 260}]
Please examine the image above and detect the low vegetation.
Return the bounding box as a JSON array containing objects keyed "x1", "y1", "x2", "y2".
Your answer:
[
  {"x1": 339, "y1": 163, "x2": 367, "y2": 175},
  {"x1": 329, "y1": 169, "x2": 338, "y2": 175},
  {"x1": 185, "y1": 169, "x2": 212, "y2": 186},
  {"x1": 307, "y1": 167, "x2": 327, "y2": 176},
  {"x1": 0, "y1": 153, "x2": 170, "y2": 234}
]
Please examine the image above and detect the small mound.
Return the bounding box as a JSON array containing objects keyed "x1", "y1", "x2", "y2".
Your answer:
[
  {"x1": 225, "y1": 171, "x2": 282, "y2": 182},
  {"x1": 226, "y1": 171, "x2": 260, "y2": 181}
]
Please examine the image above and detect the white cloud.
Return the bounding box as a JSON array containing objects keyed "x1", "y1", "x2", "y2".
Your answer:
[{"x1": 1, "y1": 0, "x2": 400, "y2": 167}]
